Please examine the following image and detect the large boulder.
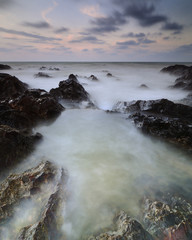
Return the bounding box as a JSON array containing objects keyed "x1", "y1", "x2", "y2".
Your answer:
[
  {"x1": 0, "y1": 125, "x2": 42, "y2": 170},
  {"x1": 0, "y1": 161, "x2": 57, "y2": 224},
  {"x1": 88, "y1": 211, "x2": 153, "y2": 240},
  {"x1": 143, "y1": 196, "x2": 192, "y2": 239},
  {"x1": 9, "y1": 89, "x2": 64, "y2": 126},
  {"x1": 17, "y1": 168, "x2": 66, "y2": 240},
  {"x1": 50, "y1": 74, "x2": 90, "y2": 102},
  {"x1": 161, "y1": 65, "x2": 192, "y2": 90},
  {"x1": 0, "y1": 64, "x2": 11, "y2": 70},
  {"x1": 113, "y1": 99, "x2": 192, "y2": 151}
]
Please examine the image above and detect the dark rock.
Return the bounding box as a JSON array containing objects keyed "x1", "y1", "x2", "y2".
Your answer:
[
  {"x1": 49, "y1": 67, "x2": 60, "y2": 71},
  {"x1": 17, "y1": 168, "x2": 67, "y2": 240},
  {"x1": 89, "y1": 75, "x2": 99, "y2": 81},
  {"x1": 113, "y1": 99, "x2": 192, "y2": 151},
  {"x1": 0, "y1": 125, "x2": 42, "y2": 171},
  {"x1": 139, "y1": 84, "x2": 149, "y2": 89},
  {"x1": 9, "y1": 89, "x2": 64, "y2": 125},
  {"x1": 143, "y1": 196, "x2": 192, "y2": 239},
  {"x1": 34, "y1": 72, "x2": 52, "y2": 78},
  {"x1": 0, "y1": 64, "x2": 11, "y2": 70},
  {"x1": 106, "y1": 73, "x2": 113, "y2": 77},
  {"x1": 161, "y1": 65, "x2": 192, "y2": 90},
  {"x1": 50, "y1": 74, "x2": 91, "y2": 102},
  {"x1": 0, "y1": 73, "x2": 28, "y2": 100},
  {"x1": 89, "y1": 211, "x2": 153, "y2": 240},
  {"x1": 0, "y1": 161, "x2": 57, "y2": 224}
]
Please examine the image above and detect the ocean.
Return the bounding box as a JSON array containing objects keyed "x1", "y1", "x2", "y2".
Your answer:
[{"x1": 1, "y1": 62, "x2": 192, "y2": 239}]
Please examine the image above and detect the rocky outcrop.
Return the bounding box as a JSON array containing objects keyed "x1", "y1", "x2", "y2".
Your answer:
[
  {"x1": 89, "y1": 75, "x2": 98, "y2": 81},
  {"x1": 0, "y1": 64, "x2": 11, "y2": 70},
  {"x1": 17, "y1": 168, "x2": 66, "y2": 240},
  {"x1": 161, "y1": 64, "x2": 192, "y2": 90},
  {"x1": 0, "y1": 73, "x2": 28, "y2": 100},
  {"x1": 0, "y1": 161, "x2": 57, "y2": 224},
  {"x1": 0, "y1": 125, "x2": 42, "y2": 170},
  {"x1": 50, "y1": 74, "x2": 94, "y2": 107},
  {"x1": 113, "y1": 99, "x2": 192, "y2": 151},
  {"x1": 88, "y1": 211, "x2": 153, "y2": 240},
  {"x1": 34, "y1": 72, "x2": 52, "y2": 78},
  {"x1": 143, "y1": 195, "x2": 192, "y2": 239}
]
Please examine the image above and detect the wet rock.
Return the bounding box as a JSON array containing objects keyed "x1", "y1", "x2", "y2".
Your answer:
[
  {"x1": 50, "y1": 74, "x2": 92, "y2": 103},
  {"x1": 161, "y1": 65, "x2": 192, "y2": 90},
  {"x1": 139, "y1": 84, "x2": 149, "y2": 89},
  {"x1": 113, "y1": 99, "x2": 192, "y2": 151},
  {"x1": 49, "y1": 67, "x2": 60, "y2": 71},
  {"x1": 0, "y1": 64, "x2": 11, "y2": 70},
  {"x1": 0, "y1": 125, "x2": 42, "y2": 171},
  {"x1": 89, "y1": 211, "x2": 153, "y2": 240},
  {"x1": 0, "y1": 73, "x2": 28, "y2": 100},
  {"x1": 9, "y1": 89, "x2": 64, "y2": 126},
  {"x1": 39, "y1": 66, "x2": 47, "y2": 70},
  {"x1": 0, "y1": 161, "x2": 57, "y2": 224},
  {"x1": 34, "y1": 72, "x2": 52, "y2": 78},
  {"x1": 106, "y1": 73, "x2": 113, "y2": 77},
  {"x1": 89, "y1": 75, "x2": 99, "y2": 81},
  {"x1": 17, "y1": 168, "x2": 66, "y2": 240},
  {"x1": 143, "y1": 196, "x2": 192, "y2": 239}
]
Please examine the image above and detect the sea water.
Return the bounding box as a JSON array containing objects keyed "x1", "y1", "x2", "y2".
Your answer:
[{"x1": 1, "y1": 62, "x2": 192, "y2": 239}]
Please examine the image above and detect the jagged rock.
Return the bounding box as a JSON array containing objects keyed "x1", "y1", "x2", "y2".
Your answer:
[
  {"x1": 88, "y1": 211, "x2": 153, "y2": 240},
  {"x1": 50, "y1": 74, "x2": 92, "y2": 103},
  {"x1": 0, "y1": 64, "x2": 11, "y2": 70},
  {"x1": 9, "y1": 89, "x2": 64, "y2": 125},
  {"x1": 113, "y1": 99, "x2": 192, "y2": 151},
  {"x1": 161, "y1": 65, "x2": 192, "y2": 90},
  {"x1": 143, "y1": 196, "x2": 192, "y2": 239},
  {"x1": 17, "y1": 168, "x2": 66, "y2": 240},
  {"x1": 0, "y1": 73, "x2": 28, "y2": 100},
  {"x1": 0, "y1": 161, "x2": 57, "y2": 224},
  {"x1": 0, "y1": 125, "x2": 42, "y2": 170},
  {"x1": 89, "y1": 75, "x2": 99, "y2": 81},
  {"x1": 34, "y1": 72, "x2": 52, "y2": 78}
]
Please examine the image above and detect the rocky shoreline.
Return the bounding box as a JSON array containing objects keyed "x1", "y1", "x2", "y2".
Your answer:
[{"x1": 0, "y1": 63, "x2": 192, "y2": 239}]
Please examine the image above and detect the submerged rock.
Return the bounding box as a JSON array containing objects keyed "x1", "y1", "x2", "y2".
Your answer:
[
  {"x1": 88, "y1": 211, "x2": 153, "y2": 240},
  {"x1": 139, "y1": 84, "x2": 149, "y2": 89},
  {"x1": 34, "y1": 72, "x2": 52, "y2": 78},
  {"x1": 0, "y1": 125, "x2": 42, "y2": 170},
  {"x1": 0, "y1": 64, "x2": 11, "y2": 70},
  {"x1": 89, "y1": 75, "x2": 99, "y2": 81},
  {"x1": 0, "y1": 73, "x2": 28, "y2": 100},
  {"x1": 143, "y1": 196, "x2": 192, "y2": 239},
  {"x1": 113, "y1": 99, "x2": 192, "y2": 151},
  {"x1": 106, "y1": 73, "x2": 113, "y2": 77},
  {"x1": 0, "y1": 161, "x2": 57, "y2": 224}
]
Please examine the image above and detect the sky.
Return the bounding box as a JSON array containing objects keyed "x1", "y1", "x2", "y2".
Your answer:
[{"x1": 0, "y1": 0, "x2": 192, "y2": 61}]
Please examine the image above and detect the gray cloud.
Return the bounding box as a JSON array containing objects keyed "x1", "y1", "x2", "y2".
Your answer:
[
  {"x1": 49, "y1": 46, "x2": 71, "y2": 52},
  {"x1": 55, "y1": 27, "x2": 69, "y2": 33},
  {"x1": 122, "y1": 32, "x2": 146, "y2": 38},
  {"x1": 139, "y1": 38, "x2": 156, "y2": 44},
  {"x1": 22, "y1": 21, "x2": 51, "y2": 29},
  {"x1": 82, "y1": 49, "x2": 89, "y2": 52},
  {"x1": 0, "y1": 0, "x2": 15, "y2": 9},
  {"x1": 116, "y1": 40, "x2": 139, "y2": 49},
  {"x1": 69, "y1": 36, "x2": 104, "y2": 44},
  {"x1": 163, "y1": 36, "x2": 170, "y2": 40},
  {"x1": 0, "y1": 27, "x2": 62, "y2": 41},
  {"x1": 175, "y1": 44, "x2": 192, "y2": 54},
  {"x1": 93, "y1": 48, "x2": 105, "y2": 53},
  {"x1": 162, "y1": 22, "x2": 183, "y2": 31}
]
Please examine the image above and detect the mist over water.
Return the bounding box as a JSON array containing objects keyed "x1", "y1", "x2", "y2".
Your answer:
[{"x1": 1, "y1": 62, "x2": 192, "y2": 239}]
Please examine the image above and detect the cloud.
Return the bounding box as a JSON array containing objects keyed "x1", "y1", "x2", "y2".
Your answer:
[
  {"x1": 139, "y1": 38, "x2": 156, "y2": 44},
  {"x1": 69, "y1": 36, "x2": 104, "y2": 44},
  {"x1": 22, "y1": 21, "x2": 51, "y2": 29},
  {"x1": 175, "y1": 44, "x2": 192, "y2": 54},
  {"x1": 0, "y1": 0, "x2": 15, "y2": 9},
  {"x1": 93, "y1": 48, "x2": 105, "y2": 53},
  {"x1": 116, "y1": 40, "x2": 139, "y2": 49},
  {"x1": 163, "y1": 36, "x2": 170, "y2": 40},
  {"x1": 49, "y1": 46, "x2": 71, "y2": 52},
  {"x1": 82, "y1": 49, "x2": 89, "y2": 52},
  {"x1": 41, "y1": 1, "x2": 58, "y2": 24},
  {"x1": 80, "y1": 5, "x2": 105, "y2": 18},
  {"x1": 55, "y1": 27, "x2": 69, "y2": 33},
  {"x1": 122, "y1": 32, "x2": 146, "y2": 38},
  {"x1": 89, "y1": 11, "x2": 127, "y2": 34},
  {"x1": 162, "y1": 22, "x2": 183, "y2": 31},
  {"x1": 123, "y1": 3, "x2": 167, "y2": 27},
  {"x1": 0, "y1": 27, "x2": 62, "y2": 41}
]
